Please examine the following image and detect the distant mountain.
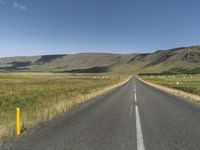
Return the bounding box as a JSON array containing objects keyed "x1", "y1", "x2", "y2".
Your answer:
[{"x1": 0, "y1": 46, "x2": 199, "y2": 74}]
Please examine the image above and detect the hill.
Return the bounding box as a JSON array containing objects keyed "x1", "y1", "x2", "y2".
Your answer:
[{"x1": 0, "y1": 46, "x2": 199, "y2": 74}]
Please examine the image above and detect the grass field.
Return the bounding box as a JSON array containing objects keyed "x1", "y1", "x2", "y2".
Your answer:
[
  {"x1": 140, "y1": 74, "x2": 200, "y2": 96},
  {"x1": 0, "y1": 73, "x2": 130, "y2": 140}
]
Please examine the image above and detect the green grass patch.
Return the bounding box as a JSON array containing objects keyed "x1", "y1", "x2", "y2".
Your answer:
[
  {"x1": 140, "y1": 74, "x2": 200, "y2": 96},
  {"x1": 139, "y1": 67, "x2": 200, "y2": 75}
]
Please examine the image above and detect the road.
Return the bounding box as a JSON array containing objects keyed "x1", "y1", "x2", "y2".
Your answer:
[{"x1": 1, "y1": 77, "x2": 200, "y2": 150}]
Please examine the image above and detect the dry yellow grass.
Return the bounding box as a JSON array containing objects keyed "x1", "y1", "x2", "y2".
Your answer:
[
  {"x1": 138, "y1": 76, "x2": 200, "y2": 103},
  {"x1": 0, "y1": 74, "x2": 131, "y2": 140},
  {"x1": 22, "y1": 76, "x2": 131, "y2": 128}
]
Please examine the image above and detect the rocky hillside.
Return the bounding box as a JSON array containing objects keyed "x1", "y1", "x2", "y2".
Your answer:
[{"x1": 0, "y1": 46, "x2": 199, "y2": 74}]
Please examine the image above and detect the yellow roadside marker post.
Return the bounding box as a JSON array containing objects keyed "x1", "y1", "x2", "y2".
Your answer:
[{"x1": 16, "y1": 107, "x2": 20, "y2": 136}]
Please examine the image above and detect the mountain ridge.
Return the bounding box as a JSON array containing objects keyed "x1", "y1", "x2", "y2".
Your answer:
[{"x1": 0, "y1": 46, "x2": 199, "y2": 74}]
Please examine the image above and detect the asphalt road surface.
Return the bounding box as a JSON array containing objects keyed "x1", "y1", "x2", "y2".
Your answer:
[{"x1": 1, "y1": 77, "x2": 200, "y2": 150}]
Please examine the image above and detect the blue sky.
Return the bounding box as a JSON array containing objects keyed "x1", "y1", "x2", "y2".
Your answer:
[{"x1": 0, "y1": 0, "x2": 200, "y2": 57}]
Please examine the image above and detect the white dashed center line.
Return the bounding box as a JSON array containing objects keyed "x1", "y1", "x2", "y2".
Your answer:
[
  {"x1": 134, "y1": 79, "x2": 145, "y2": 150},
  {"x1": 134, "y1": 93, "x2": 137, "y2": 102},
  {"x1": 135, "y1": 105, "x2": 145, "y2": 150},
  {"x1": 134, "y1": 81, "x2": 137, "y2": 102}
]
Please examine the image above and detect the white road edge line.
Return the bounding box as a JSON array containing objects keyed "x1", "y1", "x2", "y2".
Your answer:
[{"x1": 135, "y1": 105, "x2": 145, "y2": 150}]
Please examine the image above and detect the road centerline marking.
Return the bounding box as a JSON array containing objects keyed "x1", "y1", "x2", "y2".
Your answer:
[
  {"x1": 134, "y1": 93, "x2": 137, "y2": 102},
  {"x1": 134, "y1": 81, "x2": 137, "y2": 102},
  {"x1": 135, "y1": 105, "x2": 145, "y2": 150},
  {"x1": 134, "y1": 81, "x2": 136, "y2": 92}
]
